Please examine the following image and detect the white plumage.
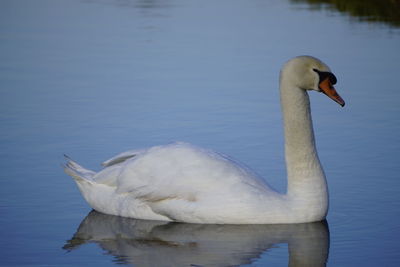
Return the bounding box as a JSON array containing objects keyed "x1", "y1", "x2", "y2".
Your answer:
[{"x1": 64, "y1": 56, "x2": 344, "y2": 224}]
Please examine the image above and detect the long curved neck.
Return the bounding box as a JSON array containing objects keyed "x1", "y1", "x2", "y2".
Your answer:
[{"x1": 280, "y1": 76, "x2": 328, "y2": 220}]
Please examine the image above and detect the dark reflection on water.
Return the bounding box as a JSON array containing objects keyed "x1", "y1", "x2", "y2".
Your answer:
[
  {"x1": 291, "y1": 0, "x2": 400, "y2": 27},
  {"x1": 64, "y1": 211, "x2": 330, "y2": 266},
  {"x1": 83, "y1": 0, "x2": 173, "y2": 9}
]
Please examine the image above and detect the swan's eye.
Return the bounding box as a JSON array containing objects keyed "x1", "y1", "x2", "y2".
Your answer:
[{"x1": 313, "y1": 69, "x2": 337, "y2": 85}]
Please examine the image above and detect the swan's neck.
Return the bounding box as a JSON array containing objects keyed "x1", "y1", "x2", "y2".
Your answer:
[{"x1": 280, "y1": 78, "x2": 328, "y2": 219}]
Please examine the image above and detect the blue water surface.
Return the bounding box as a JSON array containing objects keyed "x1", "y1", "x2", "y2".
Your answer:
[{"x1": 1, "y1": 0, "x2": 399, "y2": 266}]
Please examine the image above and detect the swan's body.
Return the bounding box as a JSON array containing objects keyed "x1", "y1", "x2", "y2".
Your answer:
[{"x1": 65, "y1": 56, "x2": 344, "y2": 224}]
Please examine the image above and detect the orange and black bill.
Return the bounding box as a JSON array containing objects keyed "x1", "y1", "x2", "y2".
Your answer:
[{"x1": 319, "y1": 77, "x2": 345, "y2": 107}]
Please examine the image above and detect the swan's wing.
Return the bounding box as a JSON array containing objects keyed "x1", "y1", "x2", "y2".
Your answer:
[
  {"x1": 94, "y1": 149, "x2": 147, "y2": 185},
  {"x1": 114, "y1": 143, "x2": 271, "y2": 198},
  {"x1": 101, "y1": 149, "x2": 146, "y2": 167}
]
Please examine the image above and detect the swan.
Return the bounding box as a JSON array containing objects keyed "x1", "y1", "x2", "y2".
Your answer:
[{"x1": 64, "y1": 55, "x2": 345, "y2": 224}]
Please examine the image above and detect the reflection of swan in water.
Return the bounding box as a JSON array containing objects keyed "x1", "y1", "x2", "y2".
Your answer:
[{"x1": 64, "y1": 211, "x2": 330, "y2": 266}]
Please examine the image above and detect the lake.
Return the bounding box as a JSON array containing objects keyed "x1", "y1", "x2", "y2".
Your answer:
[{"x1": 1, "y1": 0, "x2": 399, "y2": 266}]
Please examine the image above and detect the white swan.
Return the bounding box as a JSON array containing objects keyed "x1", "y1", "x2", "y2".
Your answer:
[{"x1": 64, "y1": 56, "x2": 345, "y2": 224}]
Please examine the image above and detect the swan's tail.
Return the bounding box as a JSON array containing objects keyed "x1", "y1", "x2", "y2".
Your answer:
[{"x1": 63, "y1": 155, "x2": 96, "y2": 183}]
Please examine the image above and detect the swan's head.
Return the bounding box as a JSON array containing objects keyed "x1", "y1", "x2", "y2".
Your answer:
[{"x1": 281, "y1": 56, "x2": 345, "y2": 107}]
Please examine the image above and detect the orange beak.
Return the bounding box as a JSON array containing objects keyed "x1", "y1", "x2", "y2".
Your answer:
[{"x1": 319, "y1": 77, "x2": 345, "y2": 107}]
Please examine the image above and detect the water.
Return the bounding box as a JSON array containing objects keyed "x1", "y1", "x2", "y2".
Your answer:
[{"x1": 1, "y1": 0, "x2": 399, "y2": 266}]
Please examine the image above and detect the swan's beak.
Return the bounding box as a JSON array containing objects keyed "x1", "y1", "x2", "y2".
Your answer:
[{"x1": 319, "y1": 78, "x2": 345, "y2": 107}]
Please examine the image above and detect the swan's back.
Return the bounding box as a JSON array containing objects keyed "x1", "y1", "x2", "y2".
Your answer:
[
  {"x1": 70, "y1": 142, "x2": 281, "y2": 223},
  {"x1": 110, "y1": 142, "x2": 271, "y2": 198}
]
